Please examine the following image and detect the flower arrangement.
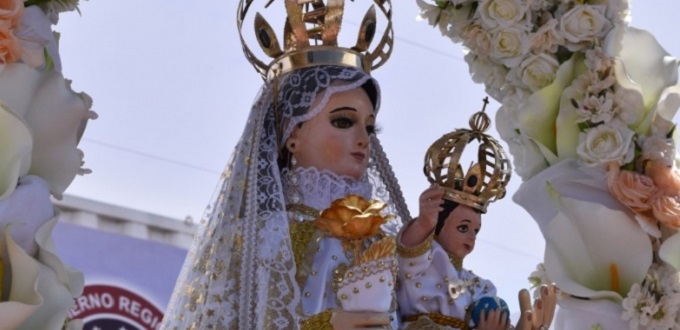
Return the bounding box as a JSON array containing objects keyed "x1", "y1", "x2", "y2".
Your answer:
[
  {"x1": 0, "y1": 0, "x2": 91, "y2": 329},
  {"x1": 417, "y1": 0, "x2": 680, "y2": 328}
]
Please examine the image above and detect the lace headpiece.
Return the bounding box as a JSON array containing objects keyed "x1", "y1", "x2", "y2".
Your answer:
[
  {"x1": 238, "y1": 0, "x2": 394, "y2": 80},
  {"x1": 424, "y1": 98, "x2": 512, "y2": 213}
]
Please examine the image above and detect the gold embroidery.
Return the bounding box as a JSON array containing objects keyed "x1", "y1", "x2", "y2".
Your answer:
[
  {"x1": 397, "y1": 231, "x2": 434, "y2": 258},
  {"x1": 331, "y1": 263, "x2": 350, "y2": 292},
  {"x1": 289, "y1": 220, "x2": 317, "y2": 270},
  {"x1": 301, "y1": 309, "x2": 333, "y2": 330},
  {"x1": 447, "y1": 251, "x2": 464, "y2": 271},
  {"x1": 287, "y1": 204, "x2": 321, "y2": 218},
  {"x1": 403, "y1": 313, "x2": 468, "y2": 330}
]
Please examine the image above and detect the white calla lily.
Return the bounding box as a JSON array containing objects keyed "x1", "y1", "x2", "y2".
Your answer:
[
  {"x1": 544, "y1": 187, "x2": 652, "y2": 302},
  {"x1": 0, "y1": 102, "x2": 32, "y2": 200},
  {"x1": 23, "y1": 72, "x2": 92, "y2": 198},
  {"x1": 0, "y1": 175, "x2": 84, "y2": 329},
  {"x1": 554, "y1": 57, "x2": 588, "y2": 161},
  {"x1": 514, "y1": 159, "x2": 617, "y2": 234},
  {"x1": 638, "y1": 84, "x2": 680, "y2": 138},
  {"x1": 0, "y1": 63, "x2": 93, "y2": 198},
  {"x1": 0, "y1": 64, "x2": 43, "y2": 118},
  {"x1": 605, "y1": 26, "x2": 678, "y2": 110},
  {"x1": 659, "y1": 232, "x2": 680, "y2": 272},
  {"x1": 553, "y1": 296, "x2": 628, "y2": 329},
  {"x1": 518, "y1": 53, "x2": 582, "y2": 164}
]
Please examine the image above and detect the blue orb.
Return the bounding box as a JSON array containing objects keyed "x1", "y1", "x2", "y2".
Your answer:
[{"x1": 471, "y1": 296, "x2": 510, "y2": 327}]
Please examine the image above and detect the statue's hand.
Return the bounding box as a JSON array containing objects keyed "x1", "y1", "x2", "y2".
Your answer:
[
  {"x1": 477, "y1": 308, "x2": 511, "y2": 330},
  {"x1": 515, "y1": 284, "x2": 557, "y2": 330},
  {"x1": 416, "y1": 185, "x2": 445, "y2": 231}
]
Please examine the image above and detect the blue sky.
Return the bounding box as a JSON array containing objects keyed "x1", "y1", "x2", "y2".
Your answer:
[{"x1": 55, "y1": 0, "x2": 680, "y2": 317}]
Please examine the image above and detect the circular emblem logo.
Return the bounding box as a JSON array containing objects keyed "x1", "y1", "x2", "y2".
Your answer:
[{"x1": 69, "y1": 284, "x2": 164, "y2": 330}]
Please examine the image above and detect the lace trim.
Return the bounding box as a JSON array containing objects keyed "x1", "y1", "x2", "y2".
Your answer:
[
  {"x1": 283, "y1": 167, "x2": 372, "y2": 211},
  {"x1": 397, "y1": 231, "x2": 434, "y2": 258},
  {"x1": 300, "y1": 309, "x2": 333, "y2": 330}
]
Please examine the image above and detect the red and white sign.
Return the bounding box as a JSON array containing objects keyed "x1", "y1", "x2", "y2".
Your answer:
[{"x1": 70, "y1": 284, "x2": 164, "y2": 330}]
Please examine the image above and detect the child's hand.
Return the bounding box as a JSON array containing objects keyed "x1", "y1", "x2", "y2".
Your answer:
[
  {"x1": 400, "y1": 185, "x2": 445, "y2": 247},
  {"x1": 477, "y1": 309, "x2": 510, "y2": 330},
  {"x1": 416, "y1": 185, "x2": 445, "y2": 231}
]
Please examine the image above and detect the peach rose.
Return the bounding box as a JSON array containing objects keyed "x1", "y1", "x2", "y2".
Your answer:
[
  {"x1": 0, "y1": 24, "x2": 20, "y2": 64},
  {"x1": 0, "y1": 0, "x2": 23, "y2": 28},
  {"x1": 645, "y1": 159, "x2": 680, "y2": 197},
  {"x1": 607, "y1": 163, "x2": 656, "y2": 213},
  {"x1": 651, "y1": 195, "x2": 680, "y2": 229},
  {"x1": 530, "y1": 18, "x2": 563, "y2": 54}
]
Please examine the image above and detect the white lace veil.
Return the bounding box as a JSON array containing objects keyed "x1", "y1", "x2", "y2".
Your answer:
[{"x1": 161, "y1": 65, "x2": 410, "y2": 330}]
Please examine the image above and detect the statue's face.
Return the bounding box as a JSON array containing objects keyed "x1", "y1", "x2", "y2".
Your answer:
[
  {"x1": 288, "y1": 87, "x2": 376, "y2": 179},
  {"x1": 437, "y1": 204, "x2": 481, "y2": 260}
]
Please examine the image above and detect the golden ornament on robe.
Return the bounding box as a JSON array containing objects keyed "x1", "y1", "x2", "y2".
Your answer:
[{"x1": 314, "y1": 194, "x2": 392, "y2": 241}]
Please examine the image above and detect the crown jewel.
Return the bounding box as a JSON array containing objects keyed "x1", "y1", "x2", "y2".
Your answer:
[
  {"x1": 424, "y1": 98, "x2": 512, "y2": 213},
  {"x1": 238, "y1": 0, "x2": 394, "y2": 80}
]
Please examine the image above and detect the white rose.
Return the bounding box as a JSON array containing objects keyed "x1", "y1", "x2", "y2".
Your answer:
[
  {"x1": 613, "y1": 86, "x2": 643, "y2": 125},
  {"x1": 604, "y1": 0, "x2": 630, "y2": 25},
  {"x1": 530, "y1": 18, "x2": 563, "y2": 54},
  {"x1": 464, "y1": 51, "x2": 509, "y2": 100},
  {"x1": 479, "y1": 0, "x2": 528, "y2": 29},
  {"x1": 462, "y1": 23, "x2": 492, "y2": 57},
  {"x1": 509, "y1": 52, "x2": 560, "y2": 92},
  {"x1": 496, "y1": 106, "x2": 547, "y2": 180},
  {"x1": 489, "y1": 25, "x2": 530, "y2": 67},
  {"x1": 584, "y1": 48, "x2": 613, "y2": 74},
  {"x1": 508, "y1": 136, "x2": 548, "y2": 180},
  {"x1": 417, "y1": 0, "x2": 476, "y2": 42},
  {"x1": 577, "y1": 121, "x2": 635, "y2": 167},
  {"x1": 560, "y1": 5, "x2": 612, "y2": 52},
  {"x1": 501, "y1": 87, "x2": 531, "y2": 110},
  {"x1": 642, "y1": 136, "x2": 675, "y2": 166}
]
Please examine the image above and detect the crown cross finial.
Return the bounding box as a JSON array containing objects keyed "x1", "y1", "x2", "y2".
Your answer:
[
  {"x1": 424, "y1": 96, "x2": 511, "y2": 213},
  {"x1": 469, "y1": 97, "x2": 492, "y2": 133}
]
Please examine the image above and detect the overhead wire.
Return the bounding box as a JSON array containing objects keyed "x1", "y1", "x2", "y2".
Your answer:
[{"x1": 77, "y1": 30, "x2": 541, "y2": 262}]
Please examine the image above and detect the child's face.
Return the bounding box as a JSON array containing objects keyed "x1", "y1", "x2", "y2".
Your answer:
[{"x1": 436, "y1": 205, "x2": 481, "y2": 260}]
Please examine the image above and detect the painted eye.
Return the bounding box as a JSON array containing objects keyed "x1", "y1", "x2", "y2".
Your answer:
[
  {"x1": 457, "y1": 225, "x2": 468, "y2": 233},
  {"x1": 366, "y1": 125, "x2": 376, "y2": 135},
  {"x1": 331, "y1": 117, "x2": 354, "y2": 129}
]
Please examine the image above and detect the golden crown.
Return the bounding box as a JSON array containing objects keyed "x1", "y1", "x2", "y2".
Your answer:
[
  {"x1": 237, "y1": 0, "x2": 394, "y2": 81},
  {"x1": 424, "y1": 98, "x2": 512, "y2": 213}
]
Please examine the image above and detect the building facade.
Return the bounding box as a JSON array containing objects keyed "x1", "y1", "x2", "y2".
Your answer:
[{"x1": 53, "y1": 195, "x2": 197, "y2": 330}]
